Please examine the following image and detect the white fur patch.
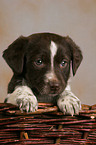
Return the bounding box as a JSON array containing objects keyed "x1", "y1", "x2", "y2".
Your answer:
[
  {"x1": 45, "y1": 71, "x2": 57, "y2": 83},
  {"x1": 65, "y1": 84, "x2": 71, "y2": 91},
  {"x1": 45, "y1": 41, "x2": 58, "y2": 82},
  {"x1": 50, "y1": 41, "x2": 57, "y2": 69}
]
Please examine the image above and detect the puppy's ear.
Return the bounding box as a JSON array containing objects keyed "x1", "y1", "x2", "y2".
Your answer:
[
  {"x1": 3, "y1": 36, "x2": 28, "y2": 74},
  {"x1": 65, "y1": 36, "x2": 83, "y2": 76}
]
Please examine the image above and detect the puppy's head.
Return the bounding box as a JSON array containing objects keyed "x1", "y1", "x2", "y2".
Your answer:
[{"x1": 3, "y1": 33, "x2": 83, "y2": 99}]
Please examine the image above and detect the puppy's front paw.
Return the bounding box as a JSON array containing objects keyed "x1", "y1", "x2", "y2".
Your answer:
[
  {"x1": 6, "y1": 86, "x2": 38, "y2": 112},
  {"x1": 16, "y1": 94, "x2": 38, "y2": 112},
  {"x1": 57, "y1": 93, "x2": 81, "y2": 116}
]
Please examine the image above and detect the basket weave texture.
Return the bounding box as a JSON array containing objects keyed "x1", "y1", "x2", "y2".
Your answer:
[{"x1": 0, "y1": 103, "x2": 96, "y2": 145}]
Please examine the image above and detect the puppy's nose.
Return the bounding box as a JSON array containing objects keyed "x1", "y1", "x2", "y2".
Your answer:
[{"x1": 49, "y1": 81, "x2": 60, "y2": 93}]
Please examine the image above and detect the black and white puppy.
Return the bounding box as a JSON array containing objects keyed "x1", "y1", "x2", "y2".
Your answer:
[{"x1": 3, "y1": 33, "x2": 83, "y2": 115}]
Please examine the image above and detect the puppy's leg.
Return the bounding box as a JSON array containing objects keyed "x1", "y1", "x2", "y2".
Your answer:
[
  {"x1": 57, "y1": 85, "x2": 81, "y2": 116},
  {"x1": 5, "y1": 86, "x2": 38, "y2": 112}
]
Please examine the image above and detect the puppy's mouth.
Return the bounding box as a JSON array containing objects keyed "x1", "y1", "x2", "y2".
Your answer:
[
  {"x1": 32, "y1": 84, "x2": 63, "y2": 97},
  {"x1": 48, "y1": 93, "x2": 59, "y2": 97}
]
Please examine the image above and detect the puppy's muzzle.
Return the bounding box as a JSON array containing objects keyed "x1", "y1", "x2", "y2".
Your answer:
[{"x1": 48, "y1": 80, "x2": 60, "y2": 95}]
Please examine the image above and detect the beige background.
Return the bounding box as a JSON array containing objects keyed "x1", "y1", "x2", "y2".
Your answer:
[{"x1": 0, "y1": 0, "x2": 96, "y2": 105}]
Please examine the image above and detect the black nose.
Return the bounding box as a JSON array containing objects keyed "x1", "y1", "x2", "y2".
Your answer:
[{"x1": 49, "y1": 81, "x2": 60, "y2": 94}]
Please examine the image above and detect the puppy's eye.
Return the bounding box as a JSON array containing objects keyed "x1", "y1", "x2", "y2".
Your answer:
[
  {"x1": 60, "y1": 60, "x2": 67, "y2": 68},
  {"x1": 34, "y1": 59, "x2": 44, "y2": 67}
]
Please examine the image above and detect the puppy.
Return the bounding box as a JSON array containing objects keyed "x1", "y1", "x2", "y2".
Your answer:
[{"x1": 3, "y1": 33, "x2": 83, "y2": 115}]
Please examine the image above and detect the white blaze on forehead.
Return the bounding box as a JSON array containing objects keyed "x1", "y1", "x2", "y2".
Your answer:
[
  {"x1": 50, "y1": 41, "x2": 58, "y2": 69},
  {"x1": 45, "y1": 41, "x2": 58, "y2": 82}
]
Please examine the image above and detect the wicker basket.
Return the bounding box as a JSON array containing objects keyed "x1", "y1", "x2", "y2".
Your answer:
[{"x1": 0, "y1": 103, "x2": 96, "y2": 145}]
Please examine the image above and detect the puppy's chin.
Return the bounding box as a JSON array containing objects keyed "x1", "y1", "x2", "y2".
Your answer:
[
  {"x1": 39, "y1": 88, "x2": 63, "y2": 98},
  {"x1": 33, "y1": 87, "x2": 58, "y2": 97},
  {"x1": 48, "y1": 93, "x2": 58, "y2": 97},
  {"x1": 37, "y1": 94, "x2": 59, "y2": 103},
  {"x1": 32, "y1": 84, "x2": 65, "y2": 103}
]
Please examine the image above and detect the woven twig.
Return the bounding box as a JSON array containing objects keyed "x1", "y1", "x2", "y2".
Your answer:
[{"x1": 0, "y1": 103, "x2": 96, "y2": 144}]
